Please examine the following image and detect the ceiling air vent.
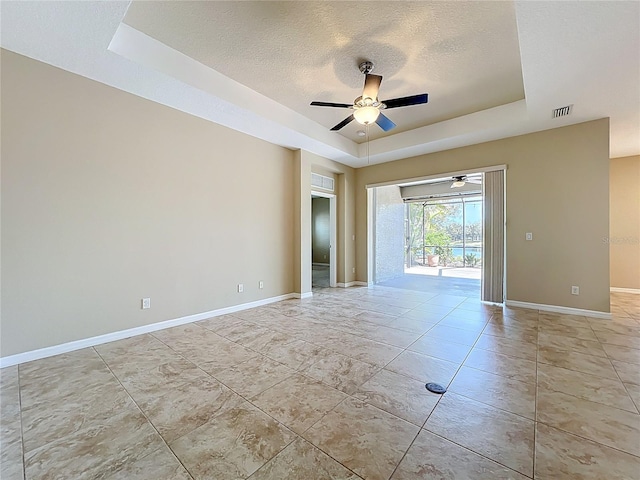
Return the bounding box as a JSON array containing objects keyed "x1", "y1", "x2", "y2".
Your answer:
[
  {"x1": 552, "y1": 104, "x2": 573, "y2": 118},
  {"x1": 311, "y1": 173, "x2": 334, "y2": 192}
]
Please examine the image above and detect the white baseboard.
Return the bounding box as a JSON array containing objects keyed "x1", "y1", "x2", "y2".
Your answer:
[
  {"x1": 505, "y1": 300, "x2": 612, "y2": 319},
  {"x1": 0, "y1": 293, "x2": 297, "y2": 369},
  {"x1": 336, "y1": 281, "x2": 369, "y2": 288},
  {"x1": 292, "y1": 292, "x2": 313, "y2": 299},
  {"x1": 611, "y1": 287, "x2": 640, "y2": 295},
  {"x1": 481, "y1": 301, "x2": 504, "y2": 307}
]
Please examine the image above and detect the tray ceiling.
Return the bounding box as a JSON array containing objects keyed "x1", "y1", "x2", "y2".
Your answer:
[
  {"x1": 1, "y1": 1, "x2": 638, "y2": 167},
  {"x1": 123, "y1": 1, "x2": 525, "y2": 143}
]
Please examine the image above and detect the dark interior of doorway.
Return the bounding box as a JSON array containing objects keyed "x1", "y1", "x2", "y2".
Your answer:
[{"x1": 312, "y1": 197, "x2": 330, "y2": 288}]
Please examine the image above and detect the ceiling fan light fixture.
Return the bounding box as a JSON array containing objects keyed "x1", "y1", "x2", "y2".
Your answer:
[
  {"x1": 451, "y1": 176, "x2": 467, "y2": 188},
  {"x1": 353, "y1": 106, "x2": 380, "y2": 125}
]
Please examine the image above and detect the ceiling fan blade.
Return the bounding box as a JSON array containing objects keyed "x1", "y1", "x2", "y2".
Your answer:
[
  {"x1": 375, "y1": 112, "x2": 396, "y2": 132},
  {"x1": 363, "y1": 74, "x2": 383, "y2": 100},
  {"x1": 330, "y1": 114, "x2": 355, "y2": 131},
  {"x1": 382, "y1": 93, "x2": 429, "y2": 109},
  {"x1": 311, "y1": 101, "x2": 353, "y2": 108}
]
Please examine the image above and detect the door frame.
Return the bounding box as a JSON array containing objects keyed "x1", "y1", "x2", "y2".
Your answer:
[
  {"x1": 365, "y1": 165, "x2": 506, "y2": 296},
  {"x1": 311, "y1": 191, "x2": 337, "y2": 288}
]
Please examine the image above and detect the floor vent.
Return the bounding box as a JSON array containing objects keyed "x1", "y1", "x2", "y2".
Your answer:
[{"x1": 552, "y1": 104, "x2": 573, "y2": 118}]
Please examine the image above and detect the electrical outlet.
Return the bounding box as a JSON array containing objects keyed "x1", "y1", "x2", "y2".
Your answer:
[
  {"x1": 141, "y1": 298, "x2": 151, "y2": 309},
  {"x1": 525, "y1": 232, "x2": 533, "y2": 241},
  {"x1": 259, "y1": 281, "x2": 264, "y2": 289},
  {"x1": 352, "y1": 267, "x2": 356, "y2": 274},
  {"x1": 571, "y1": 286, "x2": 579, "y2": 295},
  {"x1": 238, "y1": 284, "x2": 244, "y2": 293}
]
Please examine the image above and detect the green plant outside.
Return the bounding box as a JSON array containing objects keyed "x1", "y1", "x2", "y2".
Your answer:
[
  {"x1": 464, "y1": 253, "x2": 479, "y2": 267},
  {"x1": 425, "y1": 230, "x2": 451, "y2": 255}
]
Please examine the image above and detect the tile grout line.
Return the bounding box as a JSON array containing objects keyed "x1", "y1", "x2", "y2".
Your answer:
[
  {"x1": 534, "y1": 311, "x2": 640, "y2": 460},
  {"x1": 108, "y1": 333, "x2": 326, "y2": 474},
  {"x1": 586, "y1": 314, "x2": 640, "y2": 416},
  {"x1": 268, "y1": 291, "x2": 484, "y2": 478},
  {"x1": 293, "y1": 394, "x2": 371, "y2": 478},
  {"x1": 535, "y1": 367, "x2": 640, "y2": 414},
  {"x1": 111, "y1": 331, "x2": 304, "y2": 458},
  {"x1": 388, "y1": 298, "x2": 506, "y2": 479},
  {"x1": 221, "y1": 335, "x2": 390, "y2": 480},
  {"x1": 91, "y1": 346, "x2": 197, "y2": 480},
  {"x1": 156, "y1": 310, "x2": 393, "y2": 431},
  {"x1": 591, "y1": 319, "x2": 640, "y2": 416},
  {"x1": 432, "y1": 305, "x2": 537, "y2": 477},
  {"x1": 533, "y1": 309, "x2": 540, "y2": 479},
  {"x1": 443, "y1": 386, "x2": 536, "y2": 423},
  {"x1": 533, "y1": 421, "x2": 640, "y2": 460},
  {"x1": 387, "y1": 297, "x2": 491, "y2": 478},
  {"x1": 144, "y1": 328, "x2": 324, "y2": 473},
  {"x1": 13, "y1": 289, "x2": 637, "y2": 478},
  {"x1": 420, "y1": 429, "x2": 535, "y2": 479},
  {"x1": 16, "y1": 364, "x2": 27, "y2": 480},
  {"x1": 244, "y1": 435, "x2": 364, "y2": 480},
  {"x1": 588, "y1": 310, "x2": 640, "y2": 436},
  {"x1": 441, "y1": 309, "x2": 538, "y2": 418},
  {"x1": 386, "y1": 422, "x2": 423, "y2": 479}
]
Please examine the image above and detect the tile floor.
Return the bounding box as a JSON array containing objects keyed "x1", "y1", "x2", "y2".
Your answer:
[{"x1": 1, "y1": 288, "x2": 639, "y2": 479}]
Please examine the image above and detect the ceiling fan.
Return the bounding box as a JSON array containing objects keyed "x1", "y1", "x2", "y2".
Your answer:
[
  {"x1": 310, "y1": 61, "x2": 429, "y2": 132},
  {"x1": 450, "y1": 175, "x2": 483, "y2": 188}
]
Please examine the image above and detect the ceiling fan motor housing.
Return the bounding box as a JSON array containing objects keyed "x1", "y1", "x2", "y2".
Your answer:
[
  {"x1": 354, "y1": 96, "x2": 384, "y2": 109},
  {"x1": 359, "y1": 61, "x2": 374, "y2": 75}
]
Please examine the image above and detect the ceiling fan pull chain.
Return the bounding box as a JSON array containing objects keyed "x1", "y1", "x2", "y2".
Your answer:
[{"x1": 366, "y1": 124, "x2": 370, "y2": 165}]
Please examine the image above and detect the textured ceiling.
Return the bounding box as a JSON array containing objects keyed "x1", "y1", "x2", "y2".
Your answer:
[
  {"x1": 124, "y1": 1, "x2": 524, "y2": 142},
  {"x1": 2, "y1": 1, "x2": 638, "y2": 166}
]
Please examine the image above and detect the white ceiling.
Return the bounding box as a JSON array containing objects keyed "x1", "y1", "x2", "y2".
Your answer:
[
  {"x1": 1, "y1": 1, "x2": 639, "y2": 168},
  {"x1": 123, "y1": 1, "x2": 525, "y2": 143}
]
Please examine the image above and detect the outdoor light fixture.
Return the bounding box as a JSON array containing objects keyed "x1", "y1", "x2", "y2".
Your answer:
[{"x1": 451, "y1": 176, "x2": 467, "y2": 188}]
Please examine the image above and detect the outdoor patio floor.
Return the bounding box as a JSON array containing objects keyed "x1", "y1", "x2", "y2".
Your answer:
[{"x1": 378, "y1": 273, "x2": 480, "y2": 297}]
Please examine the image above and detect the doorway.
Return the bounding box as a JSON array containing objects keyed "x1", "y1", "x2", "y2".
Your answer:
[
  {"x1": 311, "y1": 191, "x2": 336, "y2": 288},
  {"x1": 369, "y1": 169, "x2": 504, "y2": 301}
]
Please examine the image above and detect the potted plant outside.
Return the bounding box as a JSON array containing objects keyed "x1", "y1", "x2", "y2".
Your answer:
[{"x1": 425, "y1": 230, "x2": 451, "y2": 267}]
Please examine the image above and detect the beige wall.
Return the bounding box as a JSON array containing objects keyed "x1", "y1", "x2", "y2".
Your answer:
[
  {"x1": 1, "y1": 48, "x2": 615, "y2": 360},
  {"x1": 355, "y1": 119, "x2": 611, "y2": 313},
  {"x1": 610, "y1": 155, "x2": 640, "y2": 289},
  {"x1": 1, "y1": 51, "x2": 295, "y2": 357}
]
